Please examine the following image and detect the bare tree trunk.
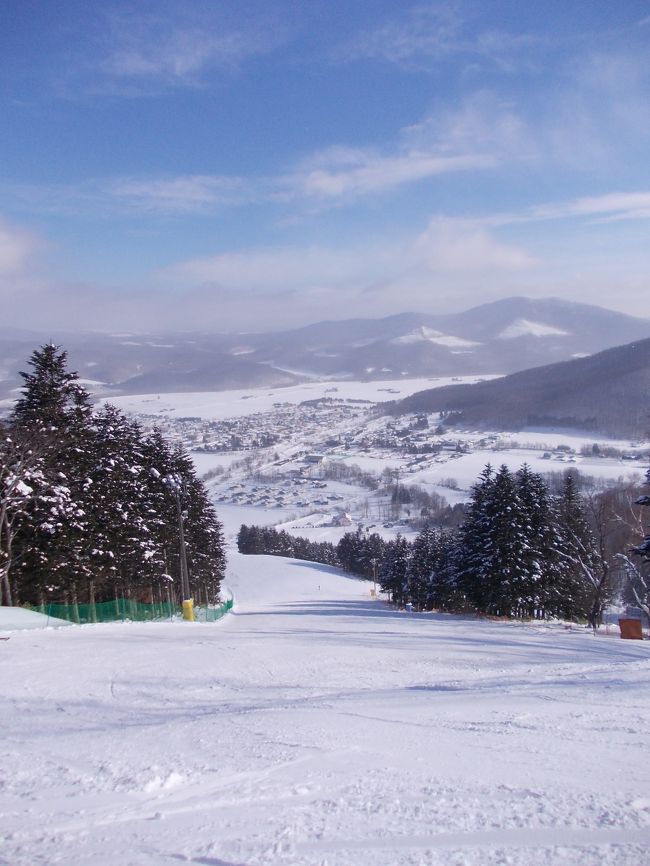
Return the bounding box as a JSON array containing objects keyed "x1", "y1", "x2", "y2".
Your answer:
[
  {"x1": 71, "y1": 581, "x2": 80, "y2": 623},
  {"x1": 0, "y1": 566, "x2": 12, "y2": 607},
  {"x1": 88, "y1": 578, "x2": 97, "y2": 623}
]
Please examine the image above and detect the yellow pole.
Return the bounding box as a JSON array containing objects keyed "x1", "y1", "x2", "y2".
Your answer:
[{"x1": 182, "y1": 599, "x2": 195, "y2": 621}]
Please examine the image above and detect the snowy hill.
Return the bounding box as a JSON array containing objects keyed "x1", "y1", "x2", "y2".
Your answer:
[
  {"x1": 395, "y1": 336, "x2": 650, "y2": 438},
  {"x1": 1, "y1": 297, "x2": 648, "y2": 400},
  {"x1": 2, "y1": 550, "x2": 649, "y2": 865}
]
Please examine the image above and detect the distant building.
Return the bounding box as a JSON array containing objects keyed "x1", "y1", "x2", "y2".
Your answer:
[{"x1": 332, "y1": 513, "x2": 353, "y2": 527}]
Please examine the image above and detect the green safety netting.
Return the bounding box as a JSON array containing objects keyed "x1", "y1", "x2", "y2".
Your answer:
[
  {"x1": 196, "y1": 597, "x2": 234, "y2": 622},
  {"x1": 31, "y1": 595, "x2": 233, "y2": 624}
]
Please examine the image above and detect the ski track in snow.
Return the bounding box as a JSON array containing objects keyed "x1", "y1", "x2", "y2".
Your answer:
[{"x1": 1, "y1": 552, "x2": 650, "y2": 865}]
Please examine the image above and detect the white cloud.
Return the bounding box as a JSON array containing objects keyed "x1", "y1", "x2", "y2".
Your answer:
[
  {"x1": 515, "y1": 191, "x2": 650, "y2": 225},
  {"x1": 0, "y1": 218, "x2": 44, "y2": 278},
  {"x1": 101, "y1": 24, "x2": 265, "y2": 86},
  {"x1": 62, "y1": 5, "x2": 283, "y2": 97},
  {"x1": 282, "y1": 149, "x2": 493, "y2": 201},
  {"x1": 3, "y1": 174, "x2": 251, "y2": 217},
  {"x1": 157, "y1": 216, "x2": 537, "y2": 329},
  {"x1": 4, "y1": 97, "x2": 505, "y2": 216},
  {"x1": 403, "y1": 91, "x2": 537, "y2": 162},
  {"x1": 106, "y1": 175, "x2": 250, "y2": 213},
  {"x1": 164, "y1": 242, "x2": 403, "y2": 291},
  {"x1": 346, "y1": 2, "x2": 539, "y2": 69},
  {"x1": 413, "y1": 217, "x2": 537, "y2": 272}
]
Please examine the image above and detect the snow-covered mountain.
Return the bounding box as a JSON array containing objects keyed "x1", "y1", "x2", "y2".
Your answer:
[
  {"x1": 1, "y1": 297, "x2": 648, "y2": 400},
  {"x1": 394, "y1": 336, "x2": 650, "y2": 438}
]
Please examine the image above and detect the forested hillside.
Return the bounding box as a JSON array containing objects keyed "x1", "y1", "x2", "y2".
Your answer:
[{"x1": 393, "y1": 338, "x2": 650, "y2": 438}]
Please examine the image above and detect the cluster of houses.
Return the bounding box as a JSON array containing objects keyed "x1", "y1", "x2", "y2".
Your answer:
[
  {"x1": 213, "y1": 473, "x2": 349, "y2": 515},
  {"x1": 134, "y1": 399, "x2": 366, "y2": 454},
  {"x1": 128, "y1": 397, "x2": 643, "y2": 528}
]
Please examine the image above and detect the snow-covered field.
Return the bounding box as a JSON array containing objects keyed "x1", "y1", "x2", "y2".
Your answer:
[
  {"x1": 408, "y1": 448, "x2": 645, "y2": 492},
  {"x1": 2, "y1": 552, "x2": 649, "y2": 865},
  {"x1": 107, "y1": 375, "x2": 497, "y2": 420}
]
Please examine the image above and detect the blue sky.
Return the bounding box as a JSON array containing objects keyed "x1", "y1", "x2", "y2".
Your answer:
[{"x1": 1, "y1": 0, "x2": 649, "y2": 332}]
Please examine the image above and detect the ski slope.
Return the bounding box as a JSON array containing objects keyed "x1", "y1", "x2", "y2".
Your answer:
[{"x1": 1, "y1": 553, "x2": 649, "y2": 865}]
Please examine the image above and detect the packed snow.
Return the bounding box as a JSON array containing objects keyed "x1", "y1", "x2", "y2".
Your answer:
[
  {"x1": 2, "y1": 550, "x2": 649, "y2": 865},
  {"x1": 0, "y1": 606, "x2": 71, "y2": 631}
]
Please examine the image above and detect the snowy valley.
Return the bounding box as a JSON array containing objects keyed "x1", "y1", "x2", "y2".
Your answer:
[{"x1": 2, "y1": 348, "x2": 650, "y2": 866}]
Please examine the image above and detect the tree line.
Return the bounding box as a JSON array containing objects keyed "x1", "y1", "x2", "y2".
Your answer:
[
  {"x1": 1, "y1": 345, "x2": 226, "y2": 611},
  {"x1": 238, "y1": 463, "x2": 649, "y2": 627}
]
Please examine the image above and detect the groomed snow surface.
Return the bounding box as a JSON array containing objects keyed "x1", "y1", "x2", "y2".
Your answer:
[{"x1": 2, "y1": 553, "x2": 650, "y2": 866}]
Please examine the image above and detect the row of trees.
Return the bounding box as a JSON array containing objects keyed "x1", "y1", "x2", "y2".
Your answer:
[
  {"x1": 238, "y1": 463, "x2": 649, "y2": 626},
  {"x1": 236, "y1": 524, "x2": 339, "y2": 566},
  {"x1": 1, "y1": 346, "x2": 226, "y2": 610},
  {"x1": 378, "y1": 466, "x2": 603, "y2": 622}
]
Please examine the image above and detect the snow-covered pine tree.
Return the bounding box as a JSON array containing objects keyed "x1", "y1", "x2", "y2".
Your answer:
[
  {"x1": 454, "y1": 464, "x2": 493, "y2": 610},
  {"x1": 13, "y1": 344, "x2": 91, "y2": 435},
  {"x1": 456, "y1": 464, "x2": 530, "y2": 617},
  {"x1": 426, "y1": 528, "x2": 458, "y2": 611},
  {"x1": 627, "y1": 467, "x2": 650, "y2": 627},
  {"x1": 554, "y1": 473, "x2": 602, "y2": 626},
  {"x1": 407, "y1": 525, "x2": 437, "y2": 610},
  {"x1": 157, "y1": 442, "x2": 226, "y2": 605},
  {"x1": 7, "y1": 346, "x2": 227, "y2": 610},
  {"x1": 379, "y1": 534, "x2": 410, "y2": 607},
  {"x1": 0, "y1": 423, "x2": 48, "y2": 605},
  {"x1": 86, "y1": 405, "x2": 167, "y2": 611},
  {"x1": 515, "y1": 464, "x2": 559, "y2": 619},
  {"x1": 336, "y1": 529, "x2": 366, "y2": 575},
  {"x1": 10, "y1": 346, "x2": 95, "y2": 607}
]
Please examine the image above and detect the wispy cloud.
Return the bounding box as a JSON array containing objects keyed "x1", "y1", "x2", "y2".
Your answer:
[
  {"x1": 345, "y1": 2, "x2": 540, "y2": 70},
  {"x1": 57, "y1": 4, "x2": 283, "y2": 97},
  {"x1": 3, "y1": 97, "x2": 507, "y2": 217},
  {"x1": 163, "y1": 242, "x2": 402, "y2": 292},
  {"x1": 100, "y1": 13, "x2": 268, "y2": 86},
  {"x1": 492, "y1": 191, "x2": 650, "y2": 227},
  {"x1": 161, "y1": 216, "x2": 535, "y2": 306},
  {"x1": 105, "y1": 175, "x2": 251, "y2": 213},
  {"x1": 148, "y1": 216, "x2": 539, "y2": 329},
  {"x1": 3, "y1": 174, "x2": 252, "y2": 217},
  {"x1": 279, "y1": 147, "x2": 494, "y2": 202}
]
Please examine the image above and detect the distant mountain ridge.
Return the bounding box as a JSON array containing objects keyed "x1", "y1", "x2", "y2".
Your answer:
[
  {"x1": 1, "y1": 297, "x2": 648, "y2": 401},
  {"x1": 391, "y1": 337, "x2": 650, "y2": 439}
]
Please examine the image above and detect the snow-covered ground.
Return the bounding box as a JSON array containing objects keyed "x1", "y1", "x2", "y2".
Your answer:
[
  {"x1": 0, "y1": 606, "x2": 72, "y2": 631},
  {"x1": 107, "y1": 374, "x2": 497, "y2": 420},
  {"x1": 408, "y1": 448, "x2": 645, "y2": 492},
  {"x1": 2, "y1": 551, "x2": 649, "y2": 865}
]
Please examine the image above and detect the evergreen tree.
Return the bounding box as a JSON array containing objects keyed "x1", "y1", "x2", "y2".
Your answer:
[
  {"x1": 13, "y1": 344, "x2": 91, "y2": 434},
  {"x1": 515, "y1": 464, "x2": 558, "y2": 618},
  {"x1": 379, "y1": 535, "x2": 410, "y2": 607},
  {"x1": 456, "y1": 465, "x2": 530, "y2": 616},
  {"x1": 407, "y1": 525, "x2": 438, "y2": 610},
  {"x1": 6, "y1": 346, "x2": 226, "y2": 610},
  {"x1": 626, "y1": 467, "x2": 650, "y2": 627},
  {"x1": 555, "y1": 473, "x2": 601, "y2": 626},
  {"x1": 0, "y1": 425, "x2": 47, "y2": 605},
  {"x1": 408, "y1": 526, "x2": 458, "y2": 611}
]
